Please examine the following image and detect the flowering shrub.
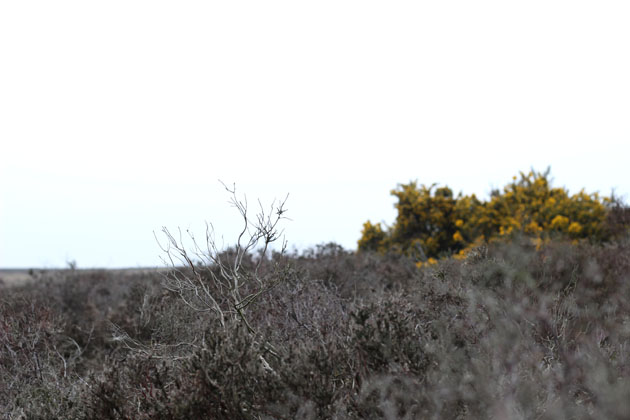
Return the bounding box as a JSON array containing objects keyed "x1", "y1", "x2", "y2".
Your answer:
[{"x1": 358, "y1": 169, "x2": 621, "y2": 261}]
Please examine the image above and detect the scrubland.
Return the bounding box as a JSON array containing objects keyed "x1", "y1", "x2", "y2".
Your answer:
[
  {"x1": 2, "y1": 171, "x2": 630, "y2": 419},
  {"x1": 2, "y1": 236, "x2": 630, "y2": 419}
]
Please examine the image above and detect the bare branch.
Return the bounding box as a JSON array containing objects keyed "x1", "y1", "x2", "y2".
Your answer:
[{"x1": 153, "y1": 182, "x2": 290, "y2": 353}]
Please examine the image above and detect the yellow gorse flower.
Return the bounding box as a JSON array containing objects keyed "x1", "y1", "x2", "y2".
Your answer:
[
  {"x1": 550, "y1": 215, "x2": 570, "y2": 230},
  {"x1": 568, "y1": 222, "x2": 583, "y2": 235}
]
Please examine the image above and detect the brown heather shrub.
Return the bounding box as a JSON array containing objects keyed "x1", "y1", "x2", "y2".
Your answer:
[
  {"x1": 0, "y1": 292, "x2": 83, "y2": 419},
  {"x1": 2, "y1": 234, "x2": 630, "y2": 419}
]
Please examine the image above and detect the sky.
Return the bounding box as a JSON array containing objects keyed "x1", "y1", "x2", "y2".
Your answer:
[{"x1": 1, "y1": 1, "x2": 629, "y2": 268}]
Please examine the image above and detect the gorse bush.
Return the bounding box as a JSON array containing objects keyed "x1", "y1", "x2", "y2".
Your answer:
[{"x1": 358, "y1": 169, "x2": 623, "y2": 264}]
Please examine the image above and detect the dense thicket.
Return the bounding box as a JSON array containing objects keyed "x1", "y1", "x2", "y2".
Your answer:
[
  {"x1": 2, "y1": 236, "x2": 630, "y2": 419},
  {"x1": 358, "y1": 169, "x2": 628, "y2": 266}
]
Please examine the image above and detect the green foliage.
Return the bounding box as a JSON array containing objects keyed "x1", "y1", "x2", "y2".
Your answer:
[{"x1": 359, "y1": 169, "x2": 620, "y2": 262}]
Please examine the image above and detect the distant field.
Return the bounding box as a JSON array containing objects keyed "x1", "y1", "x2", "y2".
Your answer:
[
  {"x1": 0, "y1": 269, "x2": 34, "y2": 287},
  {"x1": 0, "y1": 268, "x2": 169, "y2": 288}
]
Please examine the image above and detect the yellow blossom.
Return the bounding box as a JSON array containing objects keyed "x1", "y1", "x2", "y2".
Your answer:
[
  {"x1": 568, "y1": 222, "x2": 583, "y2": 235},
  {"x1": 525, "y1": 221, "x2": 542, "y2": 234},
  {"x1": 550, "y1": 215, "x2": 570, "y2": 231}
]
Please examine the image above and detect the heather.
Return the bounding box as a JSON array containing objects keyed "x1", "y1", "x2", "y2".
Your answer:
[{"x1": 1, "y1": 234, "x2": 629, "y2": 419}]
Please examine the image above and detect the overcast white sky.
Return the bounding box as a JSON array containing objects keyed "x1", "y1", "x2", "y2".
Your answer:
[{"x1": 1, "y1": 1, "x2": 629, "y2": 268}]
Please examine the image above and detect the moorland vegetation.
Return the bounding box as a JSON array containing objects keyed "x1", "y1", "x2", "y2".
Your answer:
[{"x1": 1, "y1": 170, "x2": 629, "y2": 419}]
